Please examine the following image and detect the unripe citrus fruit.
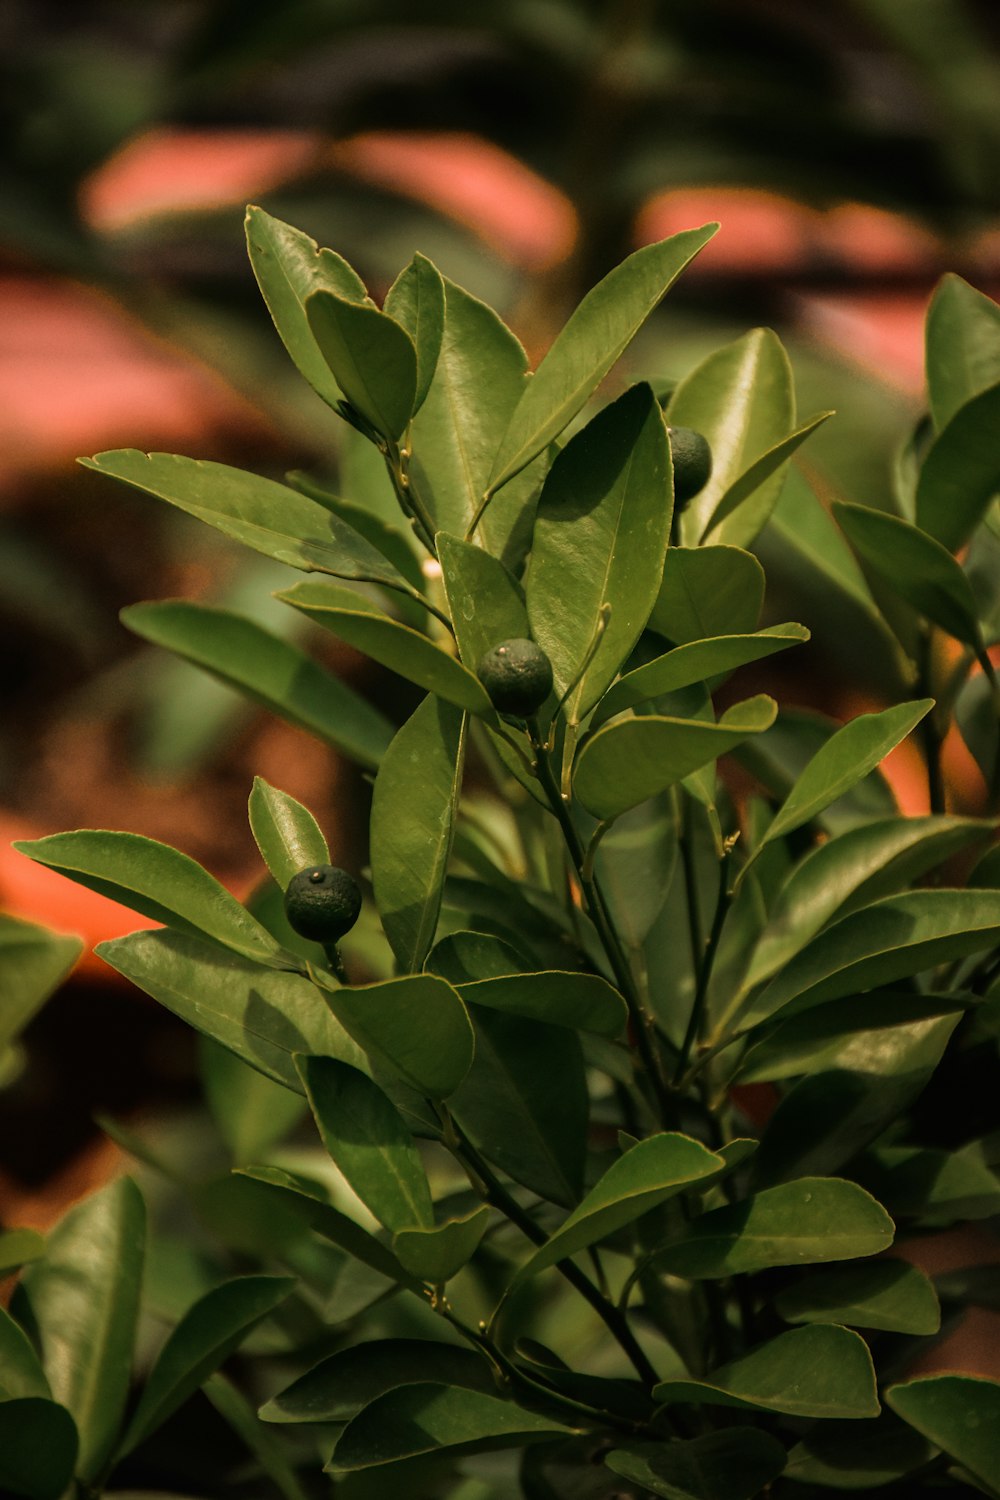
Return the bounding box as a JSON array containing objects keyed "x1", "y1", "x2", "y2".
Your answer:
[
  {"x1": 284, "y1": 865, "x2": 362, "y2": 943},
  {"x1": 476, "y1": 638, "x2": 553, "y2": 718},
  {"x1": 667, "y1": 426, "x2": 712, "y2": 507}
]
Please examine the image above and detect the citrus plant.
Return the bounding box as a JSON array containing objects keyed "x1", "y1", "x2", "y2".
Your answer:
[{"x1": 7, "y1": 212, "x2": 1000, "y2": 1498}]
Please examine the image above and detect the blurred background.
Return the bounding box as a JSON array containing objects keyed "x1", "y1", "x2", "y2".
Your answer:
[{"x1": 3, "y1": 0, "x2": 1000, "y2": 1259}]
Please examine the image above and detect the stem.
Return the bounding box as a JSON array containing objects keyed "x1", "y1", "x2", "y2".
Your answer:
[
  {"x1": 383, "y1": 438, "x2": 438, "y2": 556},
  {"x1": 322, "y1": 942, "x2": 350, "y2": 985},
  {"x1": 674, "y1": 849, "x2": 733, "y2": 1086},
  {"x1": 918, "y1": 629, "x2": 946, "y2": 814}
]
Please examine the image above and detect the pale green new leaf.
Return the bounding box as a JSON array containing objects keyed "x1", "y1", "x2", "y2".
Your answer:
[
  {"x1": 383, "y1": 253, "x2": 445, "y2": 414},
  {"x1": 248, "y1": 778, "x2": 329, "y2": 893},
  {"x1": 306, "y1": 290, "x2": 417, "y2": 440}
]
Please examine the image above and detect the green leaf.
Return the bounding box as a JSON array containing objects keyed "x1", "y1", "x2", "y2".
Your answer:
[
  {"x1": 122, "y1": 601, "x2": 393, "y2": 771},
  {"x1": 488, "y1": 225, "x2": 718, "y2": 493},
  {"x1": 653, "y1": 1325, "x2": 879, "y2": 1420},
  {"x1": 785, "y1": 1415, "x2": 935, "y2": 1491},
  {"x1": 17, "y1": 830, "x2": 285, "y2": 967},
  {"x1": 409, "y1": 277, "x2": 541, "y2": 570},
  {"x1": 915, "y1": 382, "x2": 1000, "y2": 552},
  {"x1": 237, "y1": 1165, "x2": 416, "y2": 1287},
  {"x1": 765, "y1": 466, "x2": 887, "y2": 625},
  {"x1": 749, "y1": 700, "x2": 933, "y2": 862},
  {"x1": 649, "y1": 546, "x2": 764, "y2": 643},
  {"x1": 595, "y1": 624, "x2": 808, "y2": 726},
  {"x1": 738, "y1": 888, "x2": 1000, "y2": 1030},
  {"x1": 371, "y1": 695, "x2": 466, "y2": 971},
  {"x1": 701, "y1": 411, "x2": 834, "y2": 540},
  {"x1": 455, "y1": 971, "x2": 627, "y2": 1038},
  {"x1": 926, "y1": 273, "x2": 1000, "y2": 431},
  {"x1": 96, "y1": 929, "x2": 366, "y2": 1092},
  {"x1": 261, "y1": 1338, "x2": 496, "y2": 1424},
  {"x1": 834, "y1": 500, "x2": 985, "y2": 648},
  {"x1": 306, "y1": 290, "x2": 417, "y2": 441},
  {"x1": 287, "y1": 471, "x2": 425, "y2": 600},
  {"x1": 776, "y1": 1259, "x2": 940, "y2": 1334},
  {"x1": 0, "y1": 916, "x2": 82, "y2": 1053},
  {"x1": 204, "y1": 1372, "x2": 309, "y2": 1500},
  {"x1": 888, "y1": 1375, "x2": 1000, "y2": 1493},
  {"x1": 383, "y1": 253, "x2": 445, "y2": 415},
  {"x1": 0, "y1": 1307, "x2": 51, "y2": 1399},
  {"x1": 450, "y1": 1008, "x2": 589, "y2": 1208},
  {"x1": 328, "y1": 1382, "x2": 572, "y2": 1472},
  {"x1": 199, "y1": 1036, "x2": 307, "y2": 1165},
  {"x1": 573, "y1": 695, "x2": 777, "y2": 820},
  {"x1": 515, "y1": 1134, "x2": 722, "y2": 1284},
  {"x1": 82, "y1": 452, "x2": 413, "y2": 592},
  {"x1": 0, "y1": 1227, "x2": 45, "y2": 1278},
  {"x1": 248, "y1": 778, "x2": 329, "y2": 893},
  {"x1": 317, "y1": 971, "x2": 474, "y2": 1100},
  {"x1": 595, "y1": 792, "x2": 677, "y2": 948},
  {"x1": 427, "y1": 930, "x2": 530, "y2": 984},
  {"x1": 278, "y1": 579, "x2": 495, "y2": 716},
  {"x1": 527, "y1": 384, "x2": 672, "y2": 719},
  {"x1": 667, "y1": 328, "x2": 794, "y2": 548},
  {"x1": 437, "y1": 531, "x2": 529, "y2": 672},
  {"x1": 20, "y1": 1177, "x2": 145, "y2": 1483},
  {"x1": 0, "y1": 1398, "x2": 79, "y2": 1500},
  {"x1": 605, "y1": 1429, "x2": 787, "y2": 1500},
  {"x1": 858, "y1": 1141, "x2": 1000, "y2": 1225},
  {"x1": 657, "y1": 1177, "x2": 893, "y2": 1279},
  {"x1": 298, "y1": 1056, "x2": 433, "y2": 1232},
  {"x1": 393, "y1": 1207, "x2": 491, "y2": 1283},
  {"x1": 743, "y1": 815, "x2": 994, "y2": 992},
  {"x1": 118, "y1": 1275, "x2": 295, "y2": 1458},
  {"x1": 245, "y1": 204, "x2": 367, "y2": 409}
]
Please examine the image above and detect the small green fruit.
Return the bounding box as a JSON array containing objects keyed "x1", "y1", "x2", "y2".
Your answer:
[
  {"x1": 476, "y1": 638, "x2": 553, "y2": 718},
  {"x1": 285, "y1": 864, "x2": 362, "y2": 943},
  {"x1": 668, "y1": 426, "x2": 712, "y2": 507}
]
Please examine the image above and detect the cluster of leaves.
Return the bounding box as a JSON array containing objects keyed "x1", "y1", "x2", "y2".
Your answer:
[{"x1": 7, "y1": 210, "x2": 1000, "y2": 1498}]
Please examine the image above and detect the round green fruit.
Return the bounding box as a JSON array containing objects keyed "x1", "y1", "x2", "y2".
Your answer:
[
  {"x1": 667, "y1": 426, "x2": 712, "y2": 507},
  {"x1": 476, "y1": 638, "x2": 553, "y2": 718},
  {"x1": 284, "y1": 864, "x2": 362, "y2": 943}
]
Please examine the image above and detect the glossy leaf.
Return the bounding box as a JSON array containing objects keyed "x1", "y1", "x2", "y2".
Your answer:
[
  {"x1": 595, "y1": 623, "x2": 808, "y2": 726},
  {"x1": 317, "y1": 971, "x2": 474, "y2": 1099},
  {"x1": 515, "y1": 1133, "x2": 721, "y2": 1283},
  {"x1": 834, "y1": 500, "x2": 985, "y2": 647},
  {"x1": 199, "y1": 1036, "x2": 307, "y2": 1165},
  {"x1": 409, "y1": 277, "x2": 541, "y2": 569},
  {"x1": 261, "y1": 1338, "x2": 496, "y2": 1423},
  {"x1": 488, "y1": 225, "x2": 718, "y2": 493},
  {"x1": 653, "y1": 1324, "x2": 879, "y2": 1419},
  {"x1": 245, "y1": 204, "x2": 367, "y2": 408},
  {"x1": 657, "y1": 1177, "x2": 893, "y2": 1279},
  {"x1": 743, "y1": 815, "x2": 993, "y2": 991},
  {"x1": 18, "y1": 829, "x2": 286, "y2": 966},
  {"x1": 766, "y1": 466, "x2": 887, "y2": 626},
  {"x1": 383, "y1": 253, "x2": 445, "y2": 414},
  {"x1": 455, "y1": 970, "x2": 627, "y2": 1037},
  {"x1": 0, "y1": 1307, "x2": 51, "y2": 1400},
  {"x1": 371, "y1": 695, "x2": 466, "y2": 971},
  {"x1": 0, "y1": 916, "x2": 81, "y2": 1053},
  {"x1": 0, "y1": 1227, "x2": 45, "y2": 1277},
  {"x1": 328, "y1": 1382, "x2": 572, "y2": 1472},
  {"x1": 118, "y1": 1275, "x2": 295, "y2": 1457},
  {"x1": 204, "y1": 1373, "x2": 308, "y2": 1500},
  {"x1": 595, "y1": 791, "x2": 677, "y2": 948},
  {"x1": 605, "y1": 1429, "x2": 787, "y2": 1500},
  {"x1": 437, "y1": 531, "x2": 529, "y2": 672},
  {"x1": 278, "y1": 579, "x2": 495, "y2": 716},
  {"x1": 0, "y1": 1398, "x2": 79, "y2": 1500},
  {"x1": 82, "y1": 451, "x2": 413, "y2": 592},
  {"x1": 667, "y1": 328, "x2": 794, "y2": 547},
  {"x1": 450, "y1": 1008, "x2": 589, "y2": 1208},
  {"x1": 393, "y1": 1206, "x2": 491, "y2": 1283},
  {"x1": 123, "y1": 600, "x2": 393, "y2": 770},
  {"x1": 926, "y1": 273, "x2": 1000, "y2": 430},
  {"x1": 649, "y1": 545, "x2": 764, "y2": 643},
  {"x1": 427, "y1": 929, "x2": 531, "y2": 984},
  {"x1": 701, "y1": 410, "x2": 833, "y2": 539},
  {"x1": 287, "y1": 471, "x2": 425, "y2": 600},
  {"x1": 750, "y1": 700, "x2": 932, "y2": 861},
  {"x1": 574, "y1": 694, "x2": 777, "y2": 820},
  {"x1": 527, "y1": 383, "x2": 672, "y2": 720},
  {"x1": 306, "y1": 289, "x2": 417, "y2": 441},
  {"x1": 916, "y1": 382, "x2": 1000, "y2": 552},
  {"x1": 298, "y1": 1056, "x2": 432, "y2": 1232},
  {"x1": 739, "y1": 888, "x2": 1000, "y2": 1030},
  {"x1": 887, "y1": 1375, "x2": 1000, "y2": 1492},
  {"x1": 776, "y1": 1259, "x2": 940, "y2": 1334},
  {"x1": 785, "y1": 1416, "x2": 935, "y2": 1490},
  {"x1": 20, "y1": 1177, "x2": 145, "y2": 1482},
  {"x1": 248, "y1": 778, "x2": 329, "y2": 893},
  {"x1": 96, "y1": 929, "x2": 366, "y2": 1092}
]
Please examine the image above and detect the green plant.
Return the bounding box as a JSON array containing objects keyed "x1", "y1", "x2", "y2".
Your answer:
[{"x1": 7, "y1": 212, "x2": 1000, "y2": 1498}]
